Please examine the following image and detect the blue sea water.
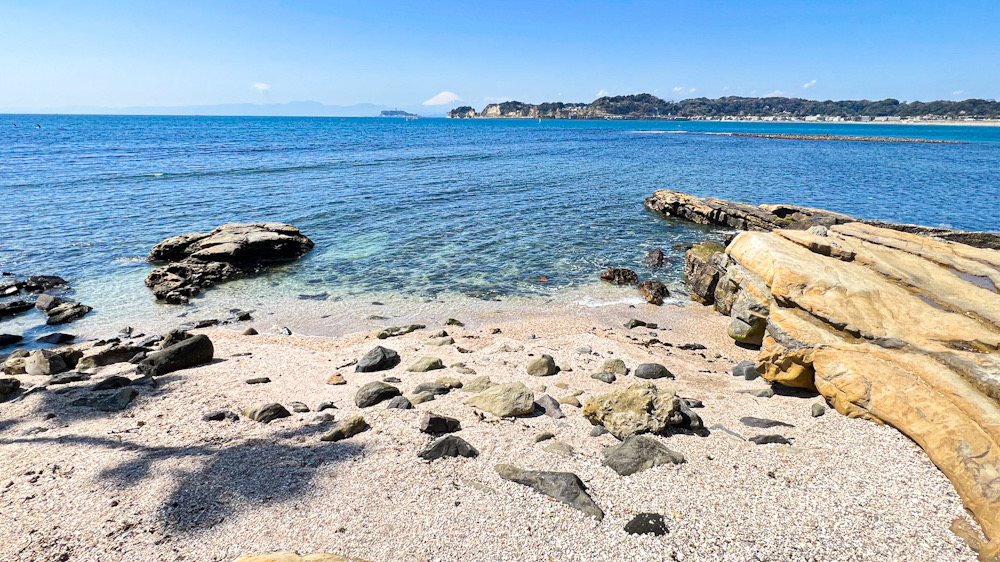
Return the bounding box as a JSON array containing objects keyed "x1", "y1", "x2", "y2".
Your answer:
[{"x1": 1, "y1": 115, "x2": 999, "y2": 341}]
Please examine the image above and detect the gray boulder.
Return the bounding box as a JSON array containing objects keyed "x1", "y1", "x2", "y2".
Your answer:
[
  {"x1": 136, "y1": 334, "x2": 214, "y2": 377},
  {"x1": 24, "y1": 349, "x2": 68, "y2": 376},
  {"x1": 419, "y1": 413, "x2": 461, "y2": 434},
  {"x1": 71, "y1": 387, "x2": 138, "y2": 411},
  {"x1": 495, "y1": 464, "x2": 604, "y2": 520},
  {"x1": 534, "y1": 394, "x2": 566, "y2": 419},
  {"x1": 526, "y1": 354, "x2": 558, "y2": 376},
  {"x1": 320, "y1": 416, "x2": 368, "y2": 441},
  {"x1": 418, "y1": 435, "x2": 479, "y2": 461},
  {"x1": 602, "y1": 435, "x2": 685, "y2": 476},
  {"x1": 386, "y1": 396, "x2": 413, "y2": 409},
  {"x1": 355, "y1": 346, "x2": 400, "y2": 373},
  {"x1": 355, "y1": 381, "x2": 401, "y2": 408},
  {"x1": 634, "y1": 363, "x2": 673, "y2": 380},
  {"x1": 244, "y1": 403, "x2": 291, "y2": 423}
]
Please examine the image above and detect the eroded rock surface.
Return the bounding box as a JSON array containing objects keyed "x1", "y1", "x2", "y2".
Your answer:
[
  {"x1": 702, "y1": 222, "x2": 1000, "y2": 547},
  {"x1": 145, "y1": 223, "x2": 314, "y2": 303},
  {"x1": 582, "y1": 382, "x2": 683, "y2": 440}
]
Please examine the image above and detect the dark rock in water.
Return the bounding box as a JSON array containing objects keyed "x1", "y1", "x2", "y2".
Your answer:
[
  {"x1": 624, "y1": 319, "x2": 647, "y2": 329},
  {"x1": 298, "y1": 292, "x2": 329, "y2": 300},
  {"x1": 634, "y1": 363, "x2": 673, "y2": 380},
  {"x1": 203, "y1": 410, "x2": 238, "y2": 422},
  {"x1": 733, "y1": 360, "x2": 760, "y2": 380},
  {"x1": 0, "y1": 334, "x2": 23, "y2": 346},
  {"x1": 600, "y1": 268, "x2": 638, "y2": 285},
  {"x1": 740, "y1": 416, "x2": 794, "y2": 429},
  {"x1": 176, "y1": 319, "x2": 219, "y2": 331},
  {"x1": 0, "y1": 300, "x2": 34, "y2": 319},
  {"x1": 355, "y1": 381, "x2": 401, "y2": 408},
  {"x1": 386, "y1": 396, "x2": 413, "y2": 409},
  {"x1": 136, "y1": 334, "x2": 214, "y2": 377},
  {"x1": 624, "y1": 513, "x2": 669, "y2": 536},
  {"x1": 288, "y1": 402, "x2": 310, "y2": 413},
  {"x1": 526, "y1": 354, "x2": 558, "y2": 377},
  {"x1": 645, "y1": 249, "x2": 667, "y2": 268},
  {"x1": 44, "y1": 301, "x2": 92, "y2": 325},
  {"x1": 320, "y1": 416, "x2": 368, "y2": 441},
  {"x1": 750, "y1": 434, "x2": 792, "y2": 445},
  {"x1": 418, "y1": 435, "x2": 479, "y2": 460},
  {"x1": 34, "y1": 294, "x2": 64, "y2": 312},
  {"x1": 0, "y1": 280, "x2": 21, "y2": 297},
  {"x1": 36, "y1": 333, "x2": 75, "y2": 345},
  {"x1": 638, "y1": 281, "x2": 669, "y2": 306},
  {"x1": 495, "y1": 464, "x2": 604, "y2": 520},
  {"x1": 534, "y1": 394, "x2": 566, "y2": 419},
  {"x1": 591, "y1": 371, "x2": 616, "y2": 384},
  {"x1": 590, "y1": 426, "x2": 609, "y2": 437},
  {"x1": 0, "y1": 377, "x2": 21, "y2": 400},
  {"x1": 602, "y1": 435, "x2": 685, "y2": 476},
  {"x1": 245, "y1": 403, "x2": 291, "y2": 423},
  {"x1": 419, "y1": 412, "x2": 461, "y2": 434},
  {"x1": 145, "y1": 223, "x2": 314, "y2": 304},
  {"x1": 23, "y1": 275, "x2": 68, "y2": 293},
  {"x1": 246, "y1": 377, "x2": 271, "y2": 385},
  {"x1": 355, "y1": 346, "x2": 400, "y2": 372},
  {"x1": 412, "y1": 382, "x2": 451, "y2": 396},
  {"x1": 72, "y1": 387, "x2": 138, "y2": 411},
  {"x1": 91, "y1": 376, "x2": 132, "y2": 391}
]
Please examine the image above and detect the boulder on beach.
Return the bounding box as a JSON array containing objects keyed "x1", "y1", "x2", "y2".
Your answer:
[
  {"x1": 418, "y1": 435, "x2": 479, "y2": 461},
  {"x1": 355, "y1": 346, "x2": 400, "y2": 372},
  {"x1": 355, "y1": 381, "x2": 401, "y2": 408},
  {"x1": 145, "y1": 223, "x2": 314, "y2": 304},
  {"x1": 525, "y1": 354, "x2": 558, "y2": 376},
  {"x1": 602, "y1": 435, "x2": 685, "y2": 476},
  {"x1": 136, "y1": 334, "x2": 214, "y2": 377},
  {"x1": 464, "y1": 382, "x2": 534, "y2": 417},
  {"x1": 582, "y1": 382, "x2": 683, "y2": 440},
  {"x1": 495, "y1": 464, "x2": 604, "y2": 520},
  {"x1": 637, "y1": 280, "x2": 668, "y2": 305}
]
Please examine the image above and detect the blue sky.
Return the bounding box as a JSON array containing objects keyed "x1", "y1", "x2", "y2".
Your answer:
[{"x1": 1, "y1": 0, "x2": 997, "y2": 111}]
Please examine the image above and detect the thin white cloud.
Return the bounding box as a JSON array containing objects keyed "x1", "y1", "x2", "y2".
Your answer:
[
  {"x1": 689, "y1": 88, "x2": 696, "y2": 93},
  {"x1": 597, "y1": 89, "x2": 610, "y2": 97},
  {"x1": 423, "y1": 91, "x2": 461, "y2": 106},
  {"x1": 952, "y1": 90, "x2": 964, "y2": 96},
  {"x1": 672, "y1": 86, "x2": 684, "y2": 93},
  {"x1": 484, "y1": 96, "x2": 511, "y2": 103},
  {"x1": 803, "y1": 79, "x2": 817, "y2": 89},
  {"x1": 763, "y1": 90, "x2": 785, "y2": 97},
  {"x1": 722, "y1": 86, "x2": 730, "y2": 91},
  {"x1": 252, "y1": 82, "x2": 270, "y2": 92}
]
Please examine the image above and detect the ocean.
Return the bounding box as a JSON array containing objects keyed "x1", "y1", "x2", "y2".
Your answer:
[{"x1": 2, "y1": 115, "x2": 999, "y2": 343}]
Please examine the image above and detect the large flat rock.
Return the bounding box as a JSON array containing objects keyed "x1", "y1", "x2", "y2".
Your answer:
[{"x1": 717, "y1": 224, "x2": 1000, "y2": 550}]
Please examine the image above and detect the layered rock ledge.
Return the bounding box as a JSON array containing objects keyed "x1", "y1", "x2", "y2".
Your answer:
[
  {"x1": 662, "y1": 190, "x2": 1000, "y2": 554},
  {"x1": 645, "y1": 189, "x2": 1000, "y2": 250},
  {"x1": 145, "y1": 223, "x2": 314, "y2": 304}
]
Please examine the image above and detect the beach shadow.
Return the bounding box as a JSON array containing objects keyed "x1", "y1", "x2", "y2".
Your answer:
[
  {"x1": 772, "y1": 383, "x2": 821, "y2": 398},
  {"x1": 3, "y1": 429, "x2": 365, "y2": 533}
]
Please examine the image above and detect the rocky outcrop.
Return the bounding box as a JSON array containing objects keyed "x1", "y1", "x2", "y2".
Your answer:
[
  {"x1": 695, "y1": 222, "x2": 1000, "y2": 549},
  {"x1": 646, "y1": 189, "x2": 1000, "y2": 250},
  {"x1": 145, "y1": 223, "x2": 314, "y2": 303}
]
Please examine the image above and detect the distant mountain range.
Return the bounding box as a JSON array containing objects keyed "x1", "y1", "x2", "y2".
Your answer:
[
  {"x1": 0, "y1": 101, "x2": 444, "y2": 118},
  {"x1": 449, "y1": 94, "x2": 1000, "y2": 120}
]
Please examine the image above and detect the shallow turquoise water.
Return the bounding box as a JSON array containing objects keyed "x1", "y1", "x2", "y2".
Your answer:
[{"x1": 1, "y1": 115, "x2": 998, "y2": 340}]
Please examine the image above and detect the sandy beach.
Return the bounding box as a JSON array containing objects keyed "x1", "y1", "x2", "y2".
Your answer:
[{"x1": 0, "y1": 301, "x2": 979, "y2": 561}]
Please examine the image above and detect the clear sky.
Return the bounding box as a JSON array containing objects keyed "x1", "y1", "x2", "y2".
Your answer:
[{"x1": 1, "y1": 0, "x2": 997, "y2": 111}]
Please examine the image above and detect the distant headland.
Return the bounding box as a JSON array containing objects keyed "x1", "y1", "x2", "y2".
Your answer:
[{"x1": 448, "y1": 94, "x2": 1000, "y2": 123}]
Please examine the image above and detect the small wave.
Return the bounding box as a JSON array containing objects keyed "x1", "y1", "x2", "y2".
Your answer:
[{"x1": 572, "y1": 296, "x2": 646, "y2": 308}]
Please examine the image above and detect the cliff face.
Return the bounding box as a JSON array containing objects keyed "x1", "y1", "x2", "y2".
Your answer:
[{"x1": 447, "y1": 106, "x2": 476, "y2": 119}]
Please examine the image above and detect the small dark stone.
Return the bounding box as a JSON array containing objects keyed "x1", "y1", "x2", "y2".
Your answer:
[
  {"x1": 634, "y1": 363, "x2": 673, "y2": 380},
  {"x1": 811, "y1": 403, "x2": 827, "y2": 417},
  {"x1": 47, "y1": 372, "x2": 91, "y2": 385},
  {"x1": 91, "y1": 376, "x2": 131, "y2": 391},
  {"x1": 591, "y1": 371, "x2": 616, "y2": 384},
  {"x1": 624, "y1": 319, "x2": 647, "y2": 329},
  {"x1": 288, "y1": 402, "x2": 310, "y2": 413},
  {"x1": 355, "y1": 381, "x2": 402, "y2": 408},
  {"x1": 246, "y1": 377, "x2": 271, "y2": 385},
  {"x1": 355, "y1": 346, "x2": 400, "y2": 373},
  {"x1": 679, "y1": 343, "x2": 707, "y2": 351},
  {"x1": 419, "y1": 412, "x2": 461, "y2": 434},
  {"x1": 418, "y1": 435, "x2": 479, "y2": 461},
  {"x1": 203, "y1": 410, "x2": 238, "y2": 422},
  {"x1": 445, "y1": 318, "x2": 464, "y2": 326},
  {"x1": 317, "y1": 401, "x2": 337, "y2": 412},
  {"x1": 683, "y1": 398, "x2": 704, "y2": 408},
  {"x1": 590, "y1": 426, "x2": 609, "y2": 437},
  {"x1": 245, "y1": 403, "x2": 291, "y2": 423},
  {"x1": 534, "y1": 395, "x2": 566, "y2": 419},
  {"x1": 242, "y1": 327, "x2": 259, "y2": 336},
  {"x1": 750, "y1": 434, "x2": 792, "y2": 445},
  {"x1": 624, "y1": 513, "x2": 669, "y2": 536},
  {"x1": 36, "y1": 333, "x2": 75, "y2": 345},
  {"x1": 602, "y1": 435, "x2": 685, "y2": 476},
  {"x1": 383, "y1": 376, "x2": 402, "y2": 383},
  {"x1": 412, "y1": 382, "x2": 451, "y2": 396},
  {"x1": 495, "y1": 464, "x2": 604, "y2": 520},
  {"x1": 732, "y1": 360, "x2": 759, "y2": 380},
  {"x1": 386, "y1": 396, "x2": 413, "y2": 409},
  {"x1": 740, "y1": 416, "x2": 794, "y2": 429}
]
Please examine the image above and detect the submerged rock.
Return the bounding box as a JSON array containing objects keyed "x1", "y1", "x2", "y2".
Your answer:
[
  {"x1": 145, "y1": 222, "x2": 314, "y2": 303},
  {"x1": 600, "y1": 268, "x2": 638, "y2": 285},
  {"x1": 644, "y1": 249, "x2": 667, "y2": 268}
]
